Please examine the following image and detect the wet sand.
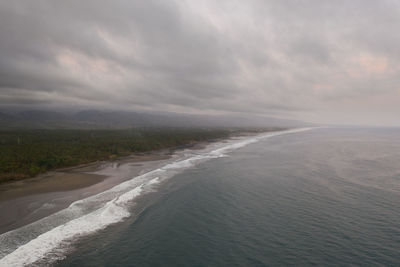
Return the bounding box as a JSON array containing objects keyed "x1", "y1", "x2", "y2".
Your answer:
[
  {"x1": 0, "y1": 137, "x2": 226, "y2": 235},
  {"x1": 0, "y1": 152, "x2": 172, "y2": 234},
  {"x1": 0, "y1": 154, "x2": 170, "y2": 202}
]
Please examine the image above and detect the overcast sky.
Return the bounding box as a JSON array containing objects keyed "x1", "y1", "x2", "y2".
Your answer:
[{"x1": 1, "y1": 0, "x2": 400, "y2": 126}]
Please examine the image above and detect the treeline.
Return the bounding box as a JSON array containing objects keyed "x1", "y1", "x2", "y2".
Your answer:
[{"x1": 0, "y1": 128, "x2": 232, "y2": 183}]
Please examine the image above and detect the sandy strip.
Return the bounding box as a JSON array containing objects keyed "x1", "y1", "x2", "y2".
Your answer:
[
  {"x1": 0, "y1": 154, "x2": 169, "y2": 202},
  {"x1": 0, "y1": 137, "x2": 227, "y2": 234},
  {"x1": 0, "y1": 152, "x2": 172, "y2": 234}
]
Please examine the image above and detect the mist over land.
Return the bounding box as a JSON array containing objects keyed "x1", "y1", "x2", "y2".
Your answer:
[
  {"x1": 0, "y1": 108, "x2": 307, "y2": 129},
  {"x1": 0, "y1": 106, "x2": 300, "y2": 183}
]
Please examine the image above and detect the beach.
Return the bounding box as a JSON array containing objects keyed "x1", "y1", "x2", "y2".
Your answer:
[
  {"x1": 0, "y1": 135, "x2": 217, "y2": 235},
  {"x1": 56, "y1": 127, "x2": 399, "y2": 266},
  {"x1": 0, "y1": 151, "x2": 172, "y2": 234},
  {"x1": 0, "y1": 129, "x2": 311, "y2": 266},
  {"x1": 0, "y1": 130, "x2": 240, "y2": 235}
]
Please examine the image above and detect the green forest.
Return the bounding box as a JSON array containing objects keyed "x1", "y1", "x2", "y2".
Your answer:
[{"x1": 0, "y1": 128, "x2": 234, "y2": 183}]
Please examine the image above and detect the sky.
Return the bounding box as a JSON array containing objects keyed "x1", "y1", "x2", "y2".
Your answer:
[{"x1": 1, "y1": 0, "x2": 400, "y2": 126}]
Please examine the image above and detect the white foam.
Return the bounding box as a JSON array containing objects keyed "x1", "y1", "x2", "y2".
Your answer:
[{"x1": 0, "y1": 127, "x2": 311, "y2": 266}]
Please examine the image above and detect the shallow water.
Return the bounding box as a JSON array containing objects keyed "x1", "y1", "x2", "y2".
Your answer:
[{"x1": 2, "y1": 128, "x2": 400, "y2": 266}]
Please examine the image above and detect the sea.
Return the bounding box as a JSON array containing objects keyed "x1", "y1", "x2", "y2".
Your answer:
[{"x1": 1, "y1": 127, "x2": 400, "y2": 266}]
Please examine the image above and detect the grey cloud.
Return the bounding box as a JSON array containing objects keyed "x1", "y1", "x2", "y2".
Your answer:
[{"x1": 1, "y1": 0, "x2": 400, "y2": 125}]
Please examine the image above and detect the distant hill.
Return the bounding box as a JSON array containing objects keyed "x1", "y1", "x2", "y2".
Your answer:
[
  {"x1": 0, "y1": 109, "x2": 311, "y2": 129},
  {"x1": 0, "y1": 112, "x2": 15, "y2": 122}
]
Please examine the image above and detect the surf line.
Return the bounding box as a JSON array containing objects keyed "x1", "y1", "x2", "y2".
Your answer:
[{"x1": 0, "y1": 127, "x2": 312, "y2": 267}]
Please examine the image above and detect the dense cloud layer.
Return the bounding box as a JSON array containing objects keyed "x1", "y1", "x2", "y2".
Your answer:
[{"x1": 1, "y1": 0, "x2": 400, "y2": 125}]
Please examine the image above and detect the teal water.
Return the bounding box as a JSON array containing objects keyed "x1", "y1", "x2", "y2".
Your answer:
[
  {"x1": 56, "y1": 128, "x2": 400, "y2": 266},
  {"x1": 2, "y1": 128, "x2": 400, "y2": 266}
]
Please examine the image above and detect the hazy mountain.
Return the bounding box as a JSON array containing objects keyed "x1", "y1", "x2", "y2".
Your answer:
[
  {"x1": 0, "y1": 112, "x2": 15, "y2": 122},
  {"x1": 18, "y1": 110, "x2": 68, "y2": 121},
  {"x1": 0, "y1": 109, "x2": 310, "y2": 129}
]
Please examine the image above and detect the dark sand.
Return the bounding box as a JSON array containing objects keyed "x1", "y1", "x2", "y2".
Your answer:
[
  {"x1": 0, "y1": 138, "x2": 221, "y2": 234},
  {"x1": 0, "y1": 152, "x2": 172, "y2": 234},
  {"x1": 0, "y1": 154, "x2": 169, "y2": 202}
]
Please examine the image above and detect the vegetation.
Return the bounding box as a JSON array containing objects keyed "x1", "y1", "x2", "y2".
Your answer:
[{"x1": 0, "y1": 128, "x2": 234, "y2": 183}]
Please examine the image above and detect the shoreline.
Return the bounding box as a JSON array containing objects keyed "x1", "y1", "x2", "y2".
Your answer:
[
  {"x1": 0, "y1": 128, "x2": 236, "y2": 184},
  {"x1": 0, "y1": 128, "x2": 306, "y2": 267},
  {"x1": 0, "y1": 140, "x2": 213, "y2": 234},
  {"x1": 0, "y1": 129, "x2": 279, "y2": 235},
  {"x1": 0, "y1": 139, "x2": 213, "y2": 201},
  {"x1": 0, "y1": 154, "x2": 170, "y2": 202}
]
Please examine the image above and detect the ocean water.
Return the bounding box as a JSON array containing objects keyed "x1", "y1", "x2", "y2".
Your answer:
[{"x1": 1, "y1": 128, "x2": 400, "y2": 266}]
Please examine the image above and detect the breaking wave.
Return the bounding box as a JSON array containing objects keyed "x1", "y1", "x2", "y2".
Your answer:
[{"x1": 0, "y1": 128, "x2": 311, "y2": 266}]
